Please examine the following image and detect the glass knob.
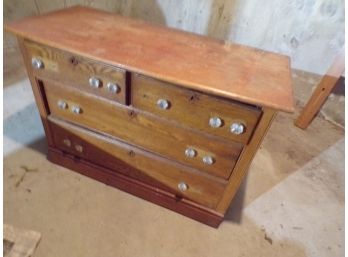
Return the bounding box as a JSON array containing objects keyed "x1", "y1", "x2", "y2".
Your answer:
[
  {"x1": 107, "y1": 82, "x2": 120, "y2": 94},
  {"x1": 178, "y1": 182, "x2": 188, "y2": 192},
  {"x1": 89, "y1": 77, "x2": 102, "y2": 88},
  {"x1": 185, "y1": 148, "x2": 197, "y2": 158},
  {"x1": 202, "y1": 156, "x2": 215, "y2": 165},
  {"x1": 31, "y1": 57, "x2": 44, "y2": 69},
  {"x1": 157, "y1": 99, "x2": 170, "y2": 110},
  {"x1": 63, "y1": 139, "x2": 71, "y2": 147},
  {"x1": 57, "y1": 100, "x2": 68, "y2": 109},
  {"x1": 209, "y1": 117, "x2": 222, "y2": 128},
  {"x1": 75, "y1": 144, "x2": 83, "y2": 153},
  {"x1": 230, "y1": 123, "x2": 245, "y2": 135},
  {"x1": 71, "y1": 105, "x2": 82, "y2": 114}
]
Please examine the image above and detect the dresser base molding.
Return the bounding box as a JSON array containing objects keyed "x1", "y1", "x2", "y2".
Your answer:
[{"x1": 47, "y1": 147, "x2": 224, "y2": 227}]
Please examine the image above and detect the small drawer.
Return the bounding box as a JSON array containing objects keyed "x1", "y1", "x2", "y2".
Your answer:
[
  {"x1": 42, "y1": 79, "x2": 243, "y2": 180},
  {"x1": 24, "y1": 40, "x2": 128, "y2": 105},
  {"x1": 48, "y1": 117, "x2": 226, "y2": 209},
  {"x1": 131, "y1": 74, "x2": 262, "y2": 144}
]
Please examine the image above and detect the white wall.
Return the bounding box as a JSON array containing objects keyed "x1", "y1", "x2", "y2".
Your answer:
[{"x1": 155, "y1": 0, "x2": 345, "y2": 75}]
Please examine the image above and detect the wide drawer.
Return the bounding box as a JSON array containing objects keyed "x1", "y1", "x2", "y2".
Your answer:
[
  {"x1": 48, "y1": 117, "x2": 226, "y2": 209},
  {"x1": 24, "y1": 40, "x2": 128, "y2": 105},
  {"x1": 131, "y1": 74, "x2": 262, "y2": 144},
  {"x1": 42, "y1": 79, "x2": 243, "y2": 179}
]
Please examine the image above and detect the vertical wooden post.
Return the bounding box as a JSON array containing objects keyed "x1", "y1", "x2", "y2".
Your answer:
[{"x1": 295, "y1": 50, "x2": 344, "y2": 129}]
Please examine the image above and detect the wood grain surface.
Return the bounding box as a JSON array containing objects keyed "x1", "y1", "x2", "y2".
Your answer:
[
  {"x1": 132, "y1": 73, "x2": 261, "y2": 144},
  {"x1": 216, "y1": 107, "x2": 277, "y2": 213},
  {"x1": 24, "y1": 39, "x2": 128, "y2": 105},
  {"x1": 48, "y1": 117, "x2": 226, "y2": 209},
  {"x1": 8, "y1": 6, "x2": 291, "y2": 226},
  {"x1": 47, "y1": 147, "x2": 224, "y2": 227},
  {"x1": 5, "y1": 6, "x2": 294, "y2": 112},
  {"x1": 16, "y1": 37, "x2": 55, "y2": 147},
  {"x1": 43, "y1": 79, "x2": 243, "y2": 179}
]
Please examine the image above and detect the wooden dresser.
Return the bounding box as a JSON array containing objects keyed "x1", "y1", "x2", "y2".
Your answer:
[{"x1": 5, "y1": 6, "x2": 294, "y2": 227}]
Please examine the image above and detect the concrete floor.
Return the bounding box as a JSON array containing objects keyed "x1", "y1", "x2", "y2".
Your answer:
[{"x1": 4, "y1": 72, "x2": 344, "y2": 256}]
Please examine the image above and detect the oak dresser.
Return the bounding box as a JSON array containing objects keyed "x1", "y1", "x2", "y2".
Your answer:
[{"x1": 5, "y1": 6, "x2": 294, "y2": 227}]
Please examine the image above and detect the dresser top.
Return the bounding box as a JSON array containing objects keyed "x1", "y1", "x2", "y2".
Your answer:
[{"x1": 5, "y1": 6, "x2": 294, "y2": 112}]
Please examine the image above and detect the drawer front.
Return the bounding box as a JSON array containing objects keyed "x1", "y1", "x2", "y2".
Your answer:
[
  {"x1": 48, "y1": 117, "x2": 226, "y2": 209},
  {"x1": 131, "y1": 74, "x2": 262, "y2": 144},
  {"x1": 42, "y1": 79, "x2": 243, "y2": 179},
  {"x1": 24, "y1": 40, "x2": 128, "y2": 105}
]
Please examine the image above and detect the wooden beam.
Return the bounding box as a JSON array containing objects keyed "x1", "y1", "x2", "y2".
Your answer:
[{"x1": 295, "y1": 49, "x2": 345, "y2": 129}]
